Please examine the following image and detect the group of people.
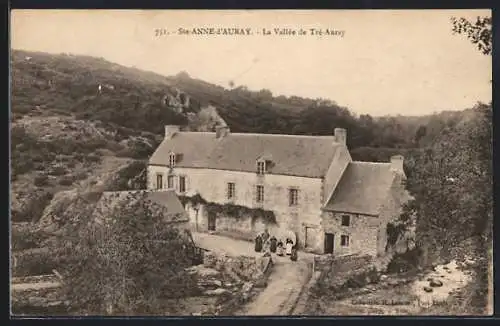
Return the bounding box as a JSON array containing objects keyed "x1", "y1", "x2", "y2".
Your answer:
[{"x1": 254, "y1": 229, "x2": 298, "y2": 261}]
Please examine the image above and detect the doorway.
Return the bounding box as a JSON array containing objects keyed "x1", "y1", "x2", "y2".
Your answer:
[
  {"x1": 324, "y1": 233, "x2": 334, "y2": 254},
  {"x1": 208, "y1": 212, "x2": 216, "y2": 231},
  {"x1": 305, "y1": 227, "x2": 318, "y2": 249}
]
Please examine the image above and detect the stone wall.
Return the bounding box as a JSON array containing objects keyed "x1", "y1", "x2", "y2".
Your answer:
[
  {"x1": 313, "y1": 254, "x2": 373, "y2": 273},
  {"x1": 202, "y1": 251, "x2": 273, "y2": 282},
  {"x1": 321, "y1": 211, "x2": 380, "y2": 256}
]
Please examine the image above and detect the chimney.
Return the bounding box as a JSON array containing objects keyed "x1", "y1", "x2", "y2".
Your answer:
[
  {"x1": 334, "y1": 128, "x2": 347, "y2": 145},
  {"x1": 215, "y1": 125, "x2": 230, "y2": 139},
  {"x1": 390, "y1": 155, "x2": 404, "y2": 173},
  {"x1": 165, "y1": 125, "x2": 180, "y2": 139}
]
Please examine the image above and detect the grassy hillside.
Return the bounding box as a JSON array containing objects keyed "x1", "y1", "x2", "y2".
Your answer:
[
  {"x1": 10, "y1": 49, "x2": 477, "y2": 224},
  {"x1": 12, "y1": 49, "x2": 468, "y2": 150},
  {"x1": 11, "y1": 50, "x2": 189, "y2": 134}
]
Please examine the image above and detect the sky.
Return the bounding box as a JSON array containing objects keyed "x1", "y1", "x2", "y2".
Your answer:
[{"x1": 11, "y1": 9, "x2": 492, "y2": 116}]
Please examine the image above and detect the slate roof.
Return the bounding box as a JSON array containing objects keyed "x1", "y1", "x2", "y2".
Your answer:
[
  {"x1": 93, "y1": 190, "x2": 188, "y2": 224},
  {"x1": 149, "y1": 131, "x2": 342, "y2": 178},
  {"x1": 322, "y1": 162, "x2": 396, "y2": 216}
]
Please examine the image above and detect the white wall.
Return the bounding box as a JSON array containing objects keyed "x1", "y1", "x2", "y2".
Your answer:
[{"x1": 147, "y1": 165, "x2": 324, "y2": 248}]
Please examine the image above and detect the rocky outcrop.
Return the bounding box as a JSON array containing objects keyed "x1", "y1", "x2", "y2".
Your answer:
[
  {"x1": 202, "y1": 251, "x2": 272, "y2": 283},
  {"x1": 185, "y1": 252, "x2": 274, "y2": 316},
  {"x1": 185, "y1": 105, "x2": 228, "y2": 132}
]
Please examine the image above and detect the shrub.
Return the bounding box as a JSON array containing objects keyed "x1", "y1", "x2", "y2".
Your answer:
[
  {"x1": 11, "y1": 191, "x2": 54, "y2": 223},
  {"x1": 75, "y1": 172, "x2": 87, "y2": 180},
  {"x1": 85, "y1": 153, "x2": 101, "y2": 163},
  {"x1": 60, "y1": 192, "x2": 197, "y2": 315},
  {"x1": 387, "y1": 247, "x2": 422, "y2": 274},
  {"x1": 343, "y1": 267, "x2": 379, "y2": 289},
  {"x1": 50, "y1": 166, "x2": 67, "y2": 176},
  {"x1": 58, "y1": 176, "x2": 75, "y2": 186},
  {"x1": 12, "y1": 228, "x2": 52, "y2": 251},
  {"x1": 34, "y1": 174, "x2": 49, "y2": 187},
  {"x1": 12, "y1": 247, "x2": 66, "y2": 277}
]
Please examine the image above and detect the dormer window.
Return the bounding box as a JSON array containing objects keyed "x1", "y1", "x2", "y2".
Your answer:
[
  {"x1": 169, "y1": 153, "x2": 176, "y2": 167},
  {"x1": 257, "y1": 160, "x2": 267, "y2": 175}
]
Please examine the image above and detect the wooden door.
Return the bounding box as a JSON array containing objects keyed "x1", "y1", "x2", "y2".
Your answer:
[
  {"x1": 324, "y1": 233, "x2": 334, "y2": 254},
  {"x1": 208, "y1": 212, "x2": 216, "y2": 231}
]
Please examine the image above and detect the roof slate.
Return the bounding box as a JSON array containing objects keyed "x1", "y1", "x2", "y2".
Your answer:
[
  {"x1": 323, "y1": 162, "x2": 396, "y2": 216},
  {"x1": 149, "y1": 131, "x2": 341, "y2": 178}
]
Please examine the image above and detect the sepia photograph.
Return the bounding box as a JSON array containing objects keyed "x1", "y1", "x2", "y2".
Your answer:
[{"x1": 9, "y1": 9, "x2": 492, "y2": 317}]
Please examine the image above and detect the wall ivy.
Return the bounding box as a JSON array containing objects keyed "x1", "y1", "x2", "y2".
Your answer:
[{"x1": 179, "y1": 194, "x2": 277, "y2": 225}]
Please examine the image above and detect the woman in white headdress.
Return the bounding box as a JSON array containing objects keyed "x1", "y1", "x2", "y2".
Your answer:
[{"x1": 284, "y1": 230, "x2": 295, "y2": 256}]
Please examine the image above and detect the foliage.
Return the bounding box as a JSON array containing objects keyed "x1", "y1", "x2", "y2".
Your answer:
[
  {"x1": 205, "y1": 203, "x2": 277, "y2": 225},
  {"x1": 180, "y1": 194, "x2": 277, "y2": 225},
  {"x1": 405, "y1": 103, "x2": 492, "y2": 267},
  {"x1": 386, "y1": 247, "x2": 422, "y2": 274},
  {"x1": 11, "y1": 228, "x2": 50, "y2": 251},
  {"x1": 11, "y1": 50, "x2": 189, "y2": 135},
  {"x1": 451, "y1": 16, "x2": 492, "y2": 55},
  {"x1": 386, "y1": 222, "x2": 406, "y2": 247},
  {"x1": 58, "y1": 176, "x2": 75, "y2": 186},
  {"x1": 178, "y1": 193, "x2": 207, "y2": 207},
  {"x1": 57, "y1": 191, "x2": 197, "y2": 315},
  {"x1": 11, "y1": 191, "x2": 54, "y2": 223},
  {"x1": 385, "y1": 200, "x2": 417, "y2": 249},
  {"x1": 107, "y1": 160, "x2": 148, "y2": 191},
  {"x1": 12, "y1": 248, "x2": 66, "y2": 277},
  {"x1": 342, "y1": 267, "x2": 380, "y2": 289},
  {"x1": 34, "y1": 174, "x2": 49, "y2": 187}
]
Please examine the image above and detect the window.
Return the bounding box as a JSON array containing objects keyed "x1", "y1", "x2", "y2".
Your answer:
[
  {"x1": 179, "y1": 176, "x2": 186, "y2": 193},
  {"x1": 289, "y1": 188, "x2": 299, "y2": 206},
  {"x1": 341, "y1": 235, "x2": 350, "y2": 247},
  {"x1": 169, "y1": 153, "x2": 176, "y2": 167},
  {"x1": 167, "y1": 175, "x2": 174, "y2": 189},
  {"x1": 227, "y1": 182, "x2": 236, "y2": 200},
  {"x1": 156, "y1": 174, "x2": 163, "y2": 190},
  {"x1": 257, "y1": 160, "x2": 266, "y2": 175},
  {"x1": 341, "y1": 214, "x2": 350, "y2": 226},
  {"x1": 256, "y1": 185, "x2": 264, "y2": 203}
]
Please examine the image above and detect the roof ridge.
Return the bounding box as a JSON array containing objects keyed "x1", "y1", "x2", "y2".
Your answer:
[
  {"x1": 231, "y1": 133, "x2": 336, "y2": 139},
  {"x1": 177, "y1": 130, "x2": 336, "y2": 139},
  {"x1": 351, "y1": 161, "x2": 391, "y2": 165}
]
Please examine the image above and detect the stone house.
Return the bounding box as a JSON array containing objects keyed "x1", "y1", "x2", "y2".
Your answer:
[{"x1": 147, "y1": 125, "x2": 411, "y2": 256}]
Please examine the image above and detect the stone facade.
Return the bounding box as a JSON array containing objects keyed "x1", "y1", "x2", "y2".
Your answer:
[
  {"x1": 147, "y1": 165, "x2": 325, "y2": 250},
  {"x1": 321, "y1": 175, "x2": 408, "y2": 257},
  {"x1": 321, "y1": 211, "x2": 380, "y2": 256}
]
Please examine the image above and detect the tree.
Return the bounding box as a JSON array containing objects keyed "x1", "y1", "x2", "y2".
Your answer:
[
  {"x1": 414, "y1": 125, "x2": 427, "y2": 145},
  {"x1": 406, "y1": 103, "x2": 492, "y2": 267},
  {"x1": 451, "y1": 16, "x2": 492, "y2": 55},
  {"x1": 58, "y1": 191, "x2": 197, "y2": 315}
]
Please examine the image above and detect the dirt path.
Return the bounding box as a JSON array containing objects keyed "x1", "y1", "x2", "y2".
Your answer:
[
  {"x1": 192, "y1": 232, "x2": 314, "y2": 316},
  {"x1": 236, "y1": 258, "x2": 312, "y2": 316}
]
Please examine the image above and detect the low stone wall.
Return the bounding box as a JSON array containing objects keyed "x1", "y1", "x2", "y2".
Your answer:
[
  {"x1": 313, "y1": 254, "x2": 373, "y2": 273},
  {"x1": 202, "y1": 251, "x2": 272, "y2": 282}
]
